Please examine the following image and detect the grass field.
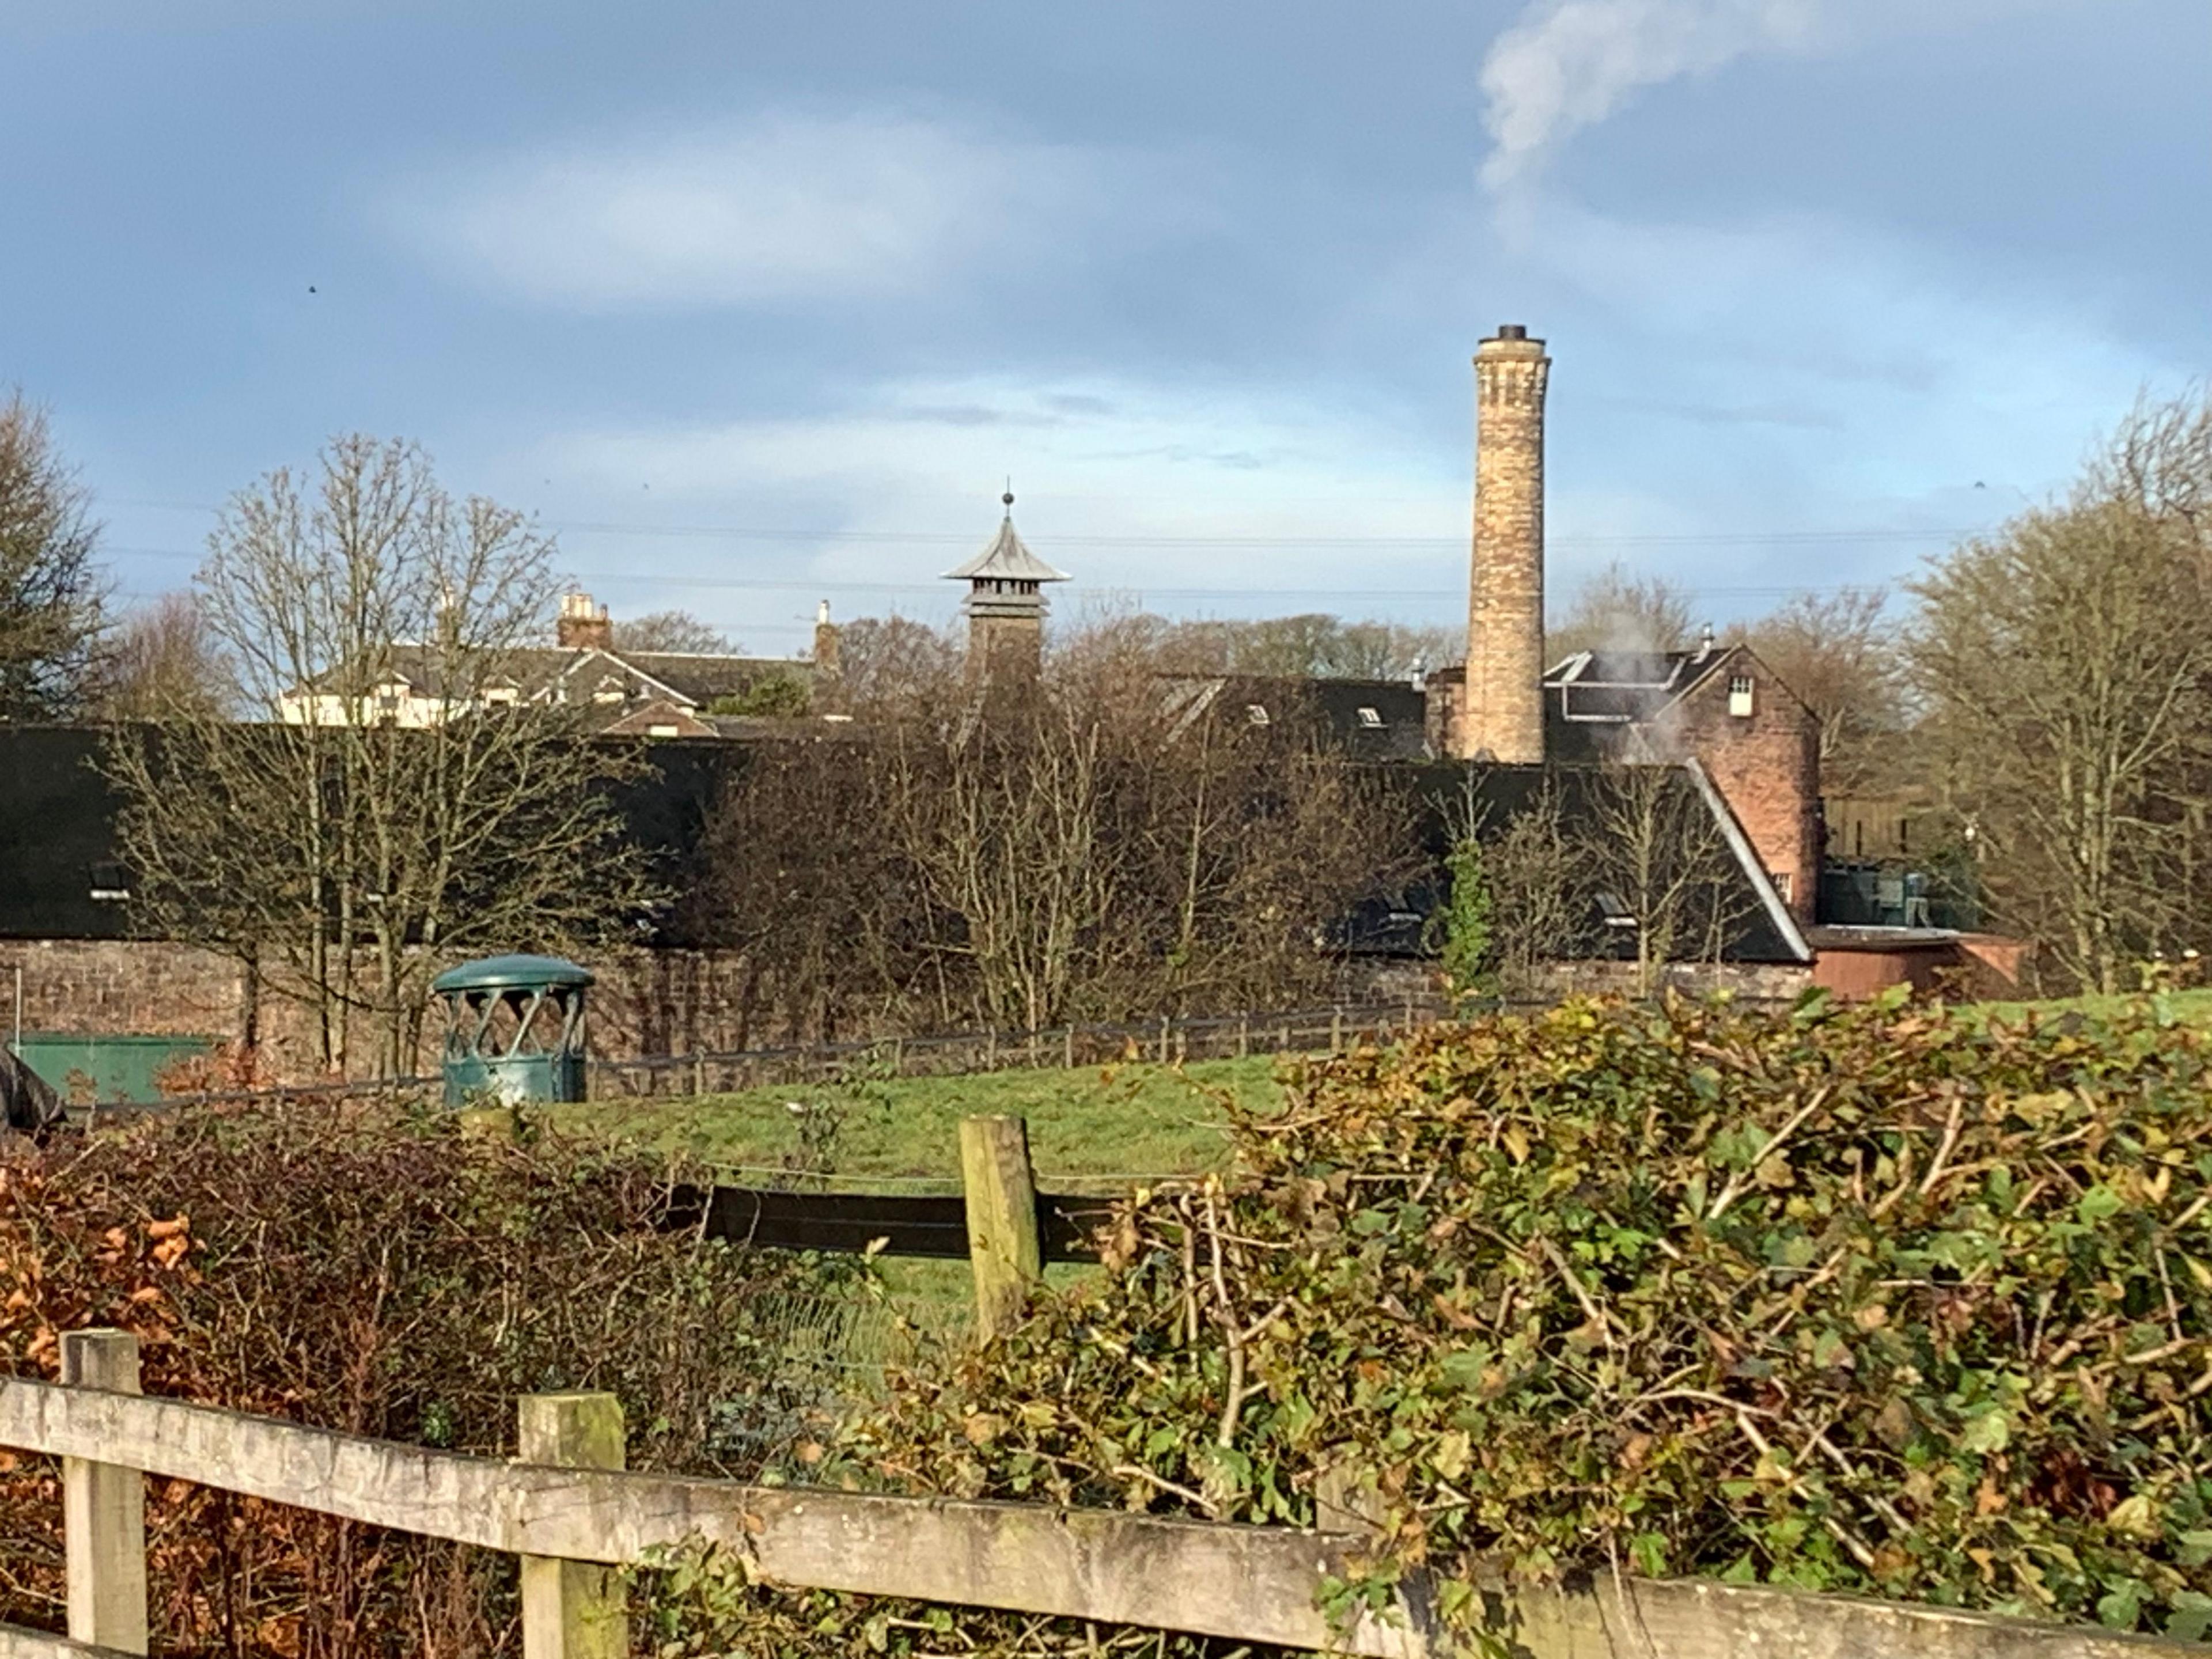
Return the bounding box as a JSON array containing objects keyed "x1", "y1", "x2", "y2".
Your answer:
[
  {"x1": 1967, "y1": 986, "x2": 2212, "y2": 1028},
  {"x1": 548, "y1": 1052, "x2": 1289, "y2": 1188},
  {"x1": 551, "y1": 988, "x2": 2212, "y2": 1327},
  {"x1": 552, "y1": 988, "x2": 2212, "y2": 1189}
]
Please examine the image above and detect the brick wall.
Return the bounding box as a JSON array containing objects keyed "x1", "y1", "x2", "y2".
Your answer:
[
  {"x1": 1521, "y1": 958, "x2": 1813, "y2": 1002},
  {"x1": 1457, "y1": 329, "x2": 1550, "y2": 763},
  {"x1": 0, "y1": 937, "x2": 886, "y2": 1084},
  {"x1": 1653, "y1": 649, "x2": 1821, "y2": 923},
  {"x1": 0, "y1": 939, "x2": 247, "y2": 1047}
]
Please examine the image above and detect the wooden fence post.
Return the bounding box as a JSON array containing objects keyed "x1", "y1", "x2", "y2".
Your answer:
[
  {"x1": 62, "y1": 1328, "x2": 147, "y2": 1656},
  {"x1": 1062, "y1": 1026, "x2": 1075, "y2": 1070},
  {"x1": 960, "y1": 1116, "x2": 1041, "y2": 1342},
  {"x1": 1157, "y1": 1016, "x2": 1170, "y2": 1065},
  {"x1": 1330, "y1": 1009, "x2": 1343, "y2": 1054},
  {"x1": 518, "y1": 1392, "x2": 627, "y2": 1659}
]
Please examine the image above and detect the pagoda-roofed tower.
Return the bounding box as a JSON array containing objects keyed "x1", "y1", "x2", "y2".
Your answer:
[{"x1": 944, "y1": 491, "x2": 1069, "y2": 689}]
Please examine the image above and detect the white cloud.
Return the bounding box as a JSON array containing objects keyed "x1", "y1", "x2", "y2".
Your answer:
[
  {"x1": 391, "y1": 112, "x2": 1170, "y2": 310},
  {"x1": 1476, "y1": 0, "x2": 2069, "y2": 190},
  {"x1": 1479, "y1": 0, "x2": 1824, "y2": 189}
]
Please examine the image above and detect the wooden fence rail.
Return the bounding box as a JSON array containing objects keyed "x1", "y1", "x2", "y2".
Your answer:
[
  {"x1": 113, "y1": 997, "x2": 1455, "y2": 1115},
  {"x1": 0, "y1": 1336, "x2": 2192, "y2": 1659}
]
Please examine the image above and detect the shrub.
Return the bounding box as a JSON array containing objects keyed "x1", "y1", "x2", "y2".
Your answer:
[
  {"x1": 710, "y1": 991, "x2": 2212, "y2": 1657},
  {"x1": 707, "y1": 674, "x2": 810, "y2": 717},
  {"x1": 0, "y1": 1099, "x2": 850, "y2": 1658},
  {"x1": 1431, "y1": 836, "x2": 1495, "y2": 1002}
]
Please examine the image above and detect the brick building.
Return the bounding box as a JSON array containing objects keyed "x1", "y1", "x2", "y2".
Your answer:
[{"x1": 1427, "y1": 324, "x2": 1823, "y2": 927}]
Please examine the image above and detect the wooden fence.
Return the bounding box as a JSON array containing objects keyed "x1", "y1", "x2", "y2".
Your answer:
[
  {"x1": 584, "y1": 997, "x2": 1450, "y2": 1100},
  {"x1": 122, "y1": 998, "x2": 1452, "y2": 1116},
  {"x1": 0, "y1": 1328, "x2": 2190, "y2": 1659}
]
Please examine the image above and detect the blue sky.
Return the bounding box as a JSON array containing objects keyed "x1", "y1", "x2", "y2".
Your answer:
[{"x1": 3, "y1": 0, "x2": 2205, "y2": 655}]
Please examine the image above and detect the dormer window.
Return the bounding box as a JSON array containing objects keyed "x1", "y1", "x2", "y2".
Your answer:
[
  {"x1": 592, "y1": 676, "x2": 627, "y2": 706},
  {"x1": 1356, "y1": 706, "x2": 1384, "y2": 729},
  {"x1": 1245, "y1": 704, "x2": 1271, "y2": 726},
  {"x1": 1728, "y1": 675, "x2": 1755, "y2": 717}
]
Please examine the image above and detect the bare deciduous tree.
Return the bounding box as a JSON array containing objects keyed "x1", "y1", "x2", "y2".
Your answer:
[
  {"x1": 694, "y1": 618, "x2": 1411, "y2": 1040},
  {"x1": 0, "y1": 391, "x2": 107, "y2": 719},
  {"x1": 1910, "y1": 492, "x2": 2212, "y2": 994},
  {"x1": 106, "y1": 435, "x2": 659, "y2": 1074},
  {"x1": 1473, "y1": 778, "x2": 1588, "y2": 995},
  {"x1": 100, "y1": 593, "x2": 236, "y2": 721},
  {"x1": 831, "y1": 615, "x2": 963, "y2": 716},
  {"x1": 616, "y1": 609, "x2": 737, "y2": 654},
  {"x1": 1546, "y1": 560, "x2": 1694, "y2": 662},
  {"x1": 1149, "y1": 613, "x2": 1456, "y2": 680},
  {"x1": 1577, "y1": 763, "x2": 1755, "y2": 995},
  {"x1": 1736, "y1": 586, "x2": 1903, "y2": 796}
]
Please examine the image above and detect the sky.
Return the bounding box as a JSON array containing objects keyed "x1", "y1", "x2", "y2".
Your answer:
[{"x1": 2, "y1": 0, "x2": 2206, "y2": 657}]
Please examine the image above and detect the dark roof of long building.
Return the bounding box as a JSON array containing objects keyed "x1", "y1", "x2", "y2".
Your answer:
[
  {"x1": 1163, "y1": 675, "x2": 1430, "y2": 762},
  {"x1": 0, "y1": 726, "x2": 1807, "y2": 965},
  {"x1": 1359, "y1": 761, "x2": 1810, "y2": 964}
]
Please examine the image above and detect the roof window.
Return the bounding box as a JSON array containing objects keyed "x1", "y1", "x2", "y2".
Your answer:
[
  {"x1": 1356, "y1": 706, "x2": 1384, "y2": 729},
  {"x1": 1245, "y1": 703, "x2": 1270, "y2": 726}
]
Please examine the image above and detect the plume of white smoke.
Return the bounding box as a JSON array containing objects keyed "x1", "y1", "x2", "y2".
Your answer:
[{"x1": 1479, "y1": 0, "x2": 1825, "y2": 190}]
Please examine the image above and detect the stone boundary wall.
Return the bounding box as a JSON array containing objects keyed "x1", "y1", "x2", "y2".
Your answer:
[{"x1": 0, "y1": 935, "x2": 1810, "y2": 1091}]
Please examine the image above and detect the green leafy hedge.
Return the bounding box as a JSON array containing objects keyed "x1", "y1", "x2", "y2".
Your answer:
[{"x1": 781, "y1": 991, "x2": 2212, "y2": 1654}]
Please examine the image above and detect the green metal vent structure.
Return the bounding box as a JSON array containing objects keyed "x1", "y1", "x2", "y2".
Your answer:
[{"x1": 430, "y1": 955, "x2": 593, "y2": 1107}]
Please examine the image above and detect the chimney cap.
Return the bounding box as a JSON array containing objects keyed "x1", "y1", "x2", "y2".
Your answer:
[{"x1": 1497, "y1": 323, "x2": 1527, "y2": 340}]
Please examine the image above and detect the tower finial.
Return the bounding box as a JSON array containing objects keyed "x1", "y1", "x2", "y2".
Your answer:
[{"x1": 1002, "y1": 477, "x2": 1014, "y2": 516}]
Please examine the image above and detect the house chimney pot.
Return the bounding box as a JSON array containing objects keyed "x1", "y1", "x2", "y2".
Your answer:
[{"x1": 556, "y1": 590, "x2": 613, "y2": 652}]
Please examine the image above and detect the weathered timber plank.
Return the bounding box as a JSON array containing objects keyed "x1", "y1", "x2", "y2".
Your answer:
[
  {"x1": 1478, "y1": 1575, "x2": 2199, "y2": 1659},
  {"x1": 0, "y1": 1376, "x2": 1416, "y2": 1656},
  {"x1": 661, "y1": 1183, "x2": 1108, "y2": 1264},
  {"x1": 0, "y1": 1622, "x2": 139, "y2": 1659},
  {"x1": 961, "y1": 1116, "x2": 1043, "y2": 1339},
  {"x1": 0, "y1": 1378, "x2": 2200, "y2": 1659},
  {"x1": 58, "y1": 1333, "x2": 144, "y2": 1656}
]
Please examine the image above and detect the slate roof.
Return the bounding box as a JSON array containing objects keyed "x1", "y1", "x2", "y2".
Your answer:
[
  {"x1": 1162, "y1": 675, "x2": 1431, "y2": 762},
  {"x1": 1343, "y1": 760, "x2": 1812, "y2": 964},
  {"x1": 0, "y1": 726, "x2": 1807, "y2": 967},
  {"x1": 942, "y1": 514, "x2": 1070, "y2": 584},
  {"x1": 1540, "y1": 642, "x2": 1790, "y2": 764}
]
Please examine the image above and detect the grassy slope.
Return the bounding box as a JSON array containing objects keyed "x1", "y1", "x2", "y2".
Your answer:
[
  {"x1": 554, "y1": 990, "x2": 2212, "y2": 1185},
  {"x1": 1964, "y1": 986, "x2": 2212, "y2": 1028},
  {"x1": 547, "y1": 1054, "x2": 1287, "y2": 1187},
  {"x1": 553, "y1": 990, "x2": 2211, "y2": 1315}
]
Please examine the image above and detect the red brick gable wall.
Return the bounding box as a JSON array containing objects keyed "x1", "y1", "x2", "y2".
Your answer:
[{"x1": 1650, "y1": 650, "x2": 1821, "y2": 923}]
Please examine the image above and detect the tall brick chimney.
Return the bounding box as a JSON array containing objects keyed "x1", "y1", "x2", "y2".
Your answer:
[
  {"x1": 557, "y1": 592, "x2": 612, "y2": 652},
  {"x1": 1456, "y1": 324, "x2": 1551, "y2": 763},
  {"x1": 812, "y1": 599, "x2": 841, "y2": 677}
]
